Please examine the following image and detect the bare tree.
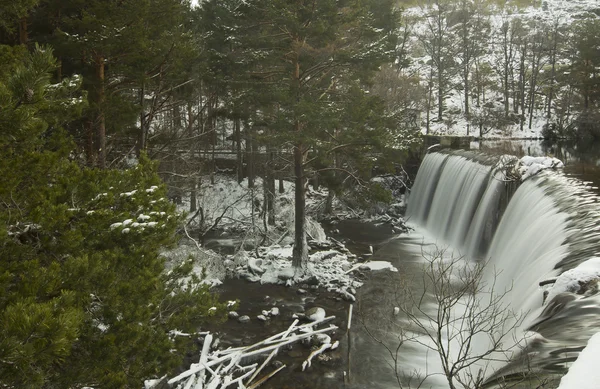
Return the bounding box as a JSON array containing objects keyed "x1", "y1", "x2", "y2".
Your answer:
[
  {"x1": 361, "y1": 246, "x2": 525, "y2": 389},
  {"x1": 419, "y1": 0, "x2": 457, "y2": 122}
]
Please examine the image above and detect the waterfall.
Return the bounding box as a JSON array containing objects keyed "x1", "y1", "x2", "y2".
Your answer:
[
  {"x1": 407, "y1": 152, "x2": 514, "y2": 258},
  {"x1": 406, "y1": 151, "x2": 600, "y2": 383}
]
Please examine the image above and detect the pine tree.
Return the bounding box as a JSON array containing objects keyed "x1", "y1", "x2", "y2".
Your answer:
[
  {"x1": 27, "y1": 0, "x2": 198, "y2": 168},
  {"x1": 204, "y1": 0, "x2": 400, "y2": 269},
  {"x1": 0, "y1": 44, "x2": 225, "y2": 389}
]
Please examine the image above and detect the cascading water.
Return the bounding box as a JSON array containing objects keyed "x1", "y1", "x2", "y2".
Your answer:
[{"x1": 406, "y1": 150, "x2": 600, "y2": 385}]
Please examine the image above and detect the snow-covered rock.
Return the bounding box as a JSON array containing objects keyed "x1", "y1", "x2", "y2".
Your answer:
[
  {"x1": 545, "y1": 257, "x2": 600, "y2": 304},
  {"x1": 515, "y1": 156, "x2": 564, "y2": 181},
  {"x1": 305, "y1": 307, "x2": 326, "y2": 322},
  {"x1": 257, "y1": 314, "x2": 268, "y2": 322},
  {"x1": 247, "y1": 258, "x2": 266, "y2": 275},
  {"x1": 361, "y1": 261, "x2": 398, "y2": 272},
  {"x1": 238, "y1": 315, "x2": 250, "y2": 323}
]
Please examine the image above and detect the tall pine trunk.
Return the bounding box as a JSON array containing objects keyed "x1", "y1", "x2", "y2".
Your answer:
[
  {"x1": 138, "y1": 82, "x2": 146, "y2": 155},
  {"x1": 292, "y1": 58, "x2": 307, "y2": 269},
  {"x1": 19, "y1": 17, "x2": 28, "y2": 45},
  {"x1": 245, "y1": 122, "x2": 254, "y2": 188},
  {"x1": 263, "y1": 146, "x2": 275, "y2": 226},
  {"x1": 292, "y1": 141, "x2": 307, "y2": 269},
  {"x1": 235, "y1": 118, "x2": 243, "y2": 183}
]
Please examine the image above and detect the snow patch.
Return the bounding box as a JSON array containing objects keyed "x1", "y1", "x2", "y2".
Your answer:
[
  {"x1": 558, "y1": 332, "x2": 600, "y2": 389},
  {"x1": 362, "y1": 261, "x2": 398, "y2": 272},
  {"x1": 516, "y1": 156, "x2": 564, "y2": 181},
  {"x1": 546, "y1": 257, "x2": 600, "y2": 304}
]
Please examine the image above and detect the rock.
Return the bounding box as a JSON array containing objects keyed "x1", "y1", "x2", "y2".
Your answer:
[
  {"x1": 278, "y1": 267, "x2": 295, "y2": 281},
  {"x1": 270, "y1": 307, "x2": 280, "y2": 316},
  {"x1": 247, "y1": 258, "x2": 266, "y2": 275},
  {"x1": 261, "y1": 310, "x2": 270, "y2": 316},
  {"x1": 228, "y1": 311, "x2": 239, "y2": 319},
  {"x1": 297, "y1": 288, "x2": 307, "y2": 295},
  {"x1": 257, "y1": 314, "x2": 268, "y2": 321},
  {"x1": 305, "y1": 307, "x2": 326, "y2": 322},
  {"x1": 393, "y1": 307, "x2": 400, "y2": 316},
  {"x1": 239, "y1": 271, "x2": 261, "y2": 283},
  {"x1": 238, "y1": 315, "x2": 250, "y2": 323},
  {"x1": 304, "y1": 275, "x2": 319, "y2": 285}
]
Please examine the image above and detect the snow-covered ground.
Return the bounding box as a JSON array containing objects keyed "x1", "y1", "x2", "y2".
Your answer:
[
  {"x1": 558, "y1": 332, "x2": 600, "y2": 389},
  {"x1": 403, "y1": 0, "x2": 599, "y2": 139},
  {"x1": 164, "y1": 174, "x2": 402, "y2": 301}
]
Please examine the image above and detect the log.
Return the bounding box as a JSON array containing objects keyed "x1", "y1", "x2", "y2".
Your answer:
[
  {"x1": 302, "y1": 343, "x2": 331, "y2": 371},
  {"x1": 169, "y1": 325, "x2": 337, "y2": 385},
  {"x1": 246, "y1": 319, "x2": 298, "y2": 385},
  {"x1": 247, "y1": 364, "x2": 286, "y2": 389},
  {"x1": 196, "y1": 334, "x2": 213, "y2": 389}
]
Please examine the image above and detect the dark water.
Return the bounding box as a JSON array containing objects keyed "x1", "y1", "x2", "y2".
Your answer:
[
  {"x1": 198, "y1": 220, "x2": 398, "y2": 389},
  {"x1": 206, "y1": 279, "x2": 349, "y2": 389},
  {"x1": 350, "y1": 234, "x2": 447, "y2": 389}
]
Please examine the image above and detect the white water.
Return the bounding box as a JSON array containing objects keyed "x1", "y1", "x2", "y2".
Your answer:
[{"x1": 404, "y1": 151, "x2": 600, "y2": 386}]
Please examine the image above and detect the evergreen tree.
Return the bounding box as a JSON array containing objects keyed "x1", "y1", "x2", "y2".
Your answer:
[
  {"x1": 205, "y1": 0, "x2": 401, "y2": 269},
  {"x1": 0, "y1": 44, "x2": 224, "y2": 389},
  {"x1": 27, "y1": 0, "x2": 198, "y2": 168}
]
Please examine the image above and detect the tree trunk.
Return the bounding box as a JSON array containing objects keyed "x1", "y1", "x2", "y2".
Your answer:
[
  {"x1": 325, "y1": 190, "x2": 334, "y2": 215},
  {"x1": 235, "y1": 118, "x2": 243, "y2": 183},
  {"x1": 464, "y1": 68, "x2": 470, "y2": 136},
  {"x1": 547, "y1": 32, "x2": 557, "y2": 119},
  {"x1": 263, "y1": 147, "x2": 276, "y2": 226},
  {"x1": 138, "y1": 82, "x2": 146, "y2": 155},
  {"x1": 19, "y1": 17, "x2": 28, "y2": 45},
  {"x1": 292, "y1": 56, "x2": 307, "y2": 270},
  {"x1": 519, "y1": 46, "x2": 527, "y2": 131},
  {"x1": 95, "y1": 56, "x2": 106, "y2": 168},
  {"x1": 292, "y1": 141, "x2": 307, "y2": 269},
  {"x1": 529, "y1": 51, "x2": 539, "y2": 130},
  {"x1": 188, "y1": 102, "x2": 197, "y2": 213},
  {"x1": 426, "y1": 67, "x2": 433, "y2": 134},
  {"x1": 437, "y1": 71, "x2": 443, "y2": 121},
  {"x1": 245, "y1": 122, "x2": 254, "y2": 188}
]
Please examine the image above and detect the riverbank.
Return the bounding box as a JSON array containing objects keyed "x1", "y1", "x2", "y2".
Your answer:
[{"x1": 148, "y1": 174, "x2": 407, "y2": 389}]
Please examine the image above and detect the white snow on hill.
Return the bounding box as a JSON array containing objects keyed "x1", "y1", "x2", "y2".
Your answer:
[{"x1": 403, "y1": 0, "x2": 599, "y2": 139}]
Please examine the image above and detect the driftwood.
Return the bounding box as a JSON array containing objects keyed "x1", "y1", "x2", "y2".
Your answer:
[{"x1": 164, "y1": 316, "x2": 338, "y2": 389}]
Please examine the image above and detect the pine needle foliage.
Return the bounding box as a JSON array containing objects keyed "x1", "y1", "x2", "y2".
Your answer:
[{"x1": 0, "y1": 44, "x2": 225, "y2": 389}]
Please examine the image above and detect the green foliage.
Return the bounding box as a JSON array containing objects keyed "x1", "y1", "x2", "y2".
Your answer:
[{"x1": 0, "y1": 45, "x2": 225, "y2": 388}]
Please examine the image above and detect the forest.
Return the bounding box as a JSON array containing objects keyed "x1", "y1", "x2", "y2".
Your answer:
[{"x1": 0, "y1": 0, "x2": 599, "y2": 388}]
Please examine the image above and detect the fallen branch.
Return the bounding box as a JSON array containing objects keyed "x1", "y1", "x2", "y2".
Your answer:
[
  {"x1": 247, "y1": 364, "x2": 286, "y2": 389},
  {"x1": 168, "y1": 320, "x2": 338, "y2": 386},
  {"x1": 302, "y1": 343, "x2": 331, "y2": 371},
  {"x1": 246, "y1": 319, "x2": 298, "y2": 385}
]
